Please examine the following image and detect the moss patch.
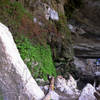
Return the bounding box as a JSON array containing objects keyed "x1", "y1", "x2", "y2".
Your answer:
[
  {"x1": 15, "y1": 36, "x2": 56, "y2": 80},
  {"x1": 0, "y1": 0, "x2": 32, "y2": 35}
]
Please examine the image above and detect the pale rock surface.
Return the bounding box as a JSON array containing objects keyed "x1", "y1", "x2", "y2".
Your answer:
[
  {"x1": 79, "y1": 84, "x2": 96, "y2": 100},
  {"x1": 43, "y1": 91, "x2": 59, "y2": 100},
  {"x1": 0, "y1": 23, "x2": 44, "y2": 100},
  {"x1": 55, "y1": 75, "x2": 80, "y2": 98},
  {"x1": 66, "y1": 74, "x2": 77, "y2": 89},
  {"x1": 44, "y1": 4, "x2": 59, "y2": 20},
  {"x1": 50, "y1": 91, "x2": 59, "y2": 100}
]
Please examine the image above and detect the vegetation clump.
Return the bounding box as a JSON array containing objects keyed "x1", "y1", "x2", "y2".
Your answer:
[
  {"x1": 0, "y1": 0, "x2": 32, "y2": 34},
  {"x1": 15, "y1": 36, "x2": 56, "y2": 80}
]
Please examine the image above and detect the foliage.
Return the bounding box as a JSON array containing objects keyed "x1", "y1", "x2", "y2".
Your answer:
[
  {"x1": 0, "y1": 0, "x2": 32, "y2": 35},
  {"x1": 15, "y1": 36, "x2": 56, "y2": 80}
]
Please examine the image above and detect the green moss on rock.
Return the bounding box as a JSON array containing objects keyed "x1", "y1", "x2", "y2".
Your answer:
[
  {"x1": 0, "y1": 0, "x2": 32, "y2": 35},
  {"x1": 15, "y1": 36, "x2": 56, "y2": 80}
]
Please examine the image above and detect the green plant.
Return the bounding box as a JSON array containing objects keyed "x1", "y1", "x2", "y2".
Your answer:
[
  {"x1": 0, "y1": 0, "x2": 32, "y2": 35},
  {"x1": 15, "y1": 36, "x2": 56, "y2": 80}
]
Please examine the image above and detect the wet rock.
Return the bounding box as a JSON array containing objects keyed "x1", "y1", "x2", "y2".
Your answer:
[{"x1": 79, "y1": 84, "x2": 96, "y2": 100}]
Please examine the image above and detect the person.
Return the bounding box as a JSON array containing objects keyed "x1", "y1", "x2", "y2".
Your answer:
[{"x1": 96, "y1": 58, "x2": 100, "y2": 66}]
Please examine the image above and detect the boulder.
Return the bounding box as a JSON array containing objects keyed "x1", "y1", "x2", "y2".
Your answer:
[
  {"x1": 79, "y1": 84, "x2": 96, "y2": 100},
  {"x1": 66, "y1": 74, "x2": 77, "y2": 89},
  {"x1": 0, "y1": 23, "x2": 44, "y2": 100},
  {"x1": 55, "y1": 75, "x2": 80, "y2": 98}
]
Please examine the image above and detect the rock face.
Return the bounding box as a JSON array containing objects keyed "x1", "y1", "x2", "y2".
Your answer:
[
  {"x1": 0, "y1": 23, "x2": 44, "y2": 100},
  {"x1": 79, "y1": 84, "x2": 96, "y2": 100},
  {"x1": 68, "y1": 0, "x2": 100, "y2": 87},
  {"x1": 69, "y1": 0, "x2": 100, "y2": 58}
]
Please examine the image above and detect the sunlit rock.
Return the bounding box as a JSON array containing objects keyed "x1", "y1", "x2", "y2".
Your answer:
[
  {"x1": 66, "y1": 74, "x2": 77, "y2": 89},
  {"x1": 79, "y1": 84, "x2": 96, "y2": 100},
  {"x1": 50, "y1": 91, "x2": 59, "y2": 100},
  {"x1": 0, "y1": 23, "x2": 44, "y2": 100},
  {"x1": 55, "y1": 75, "x2": 80, "y2": 98},
  {"x1": 44, "y1": 4, "x2": 59, "y2": 20}
]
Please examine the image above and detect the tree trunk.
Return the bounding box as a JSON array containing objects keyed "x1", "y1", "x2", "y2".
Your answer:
[{"x1": 0, "y1": 23, "x2": 44, "y2": 100}]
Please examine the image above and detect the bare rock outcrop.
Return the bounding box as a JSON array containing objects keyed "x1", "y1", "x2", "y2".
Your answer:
[{"x1": 0, "y1": 23, "x2": 44, "y2": 100}]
